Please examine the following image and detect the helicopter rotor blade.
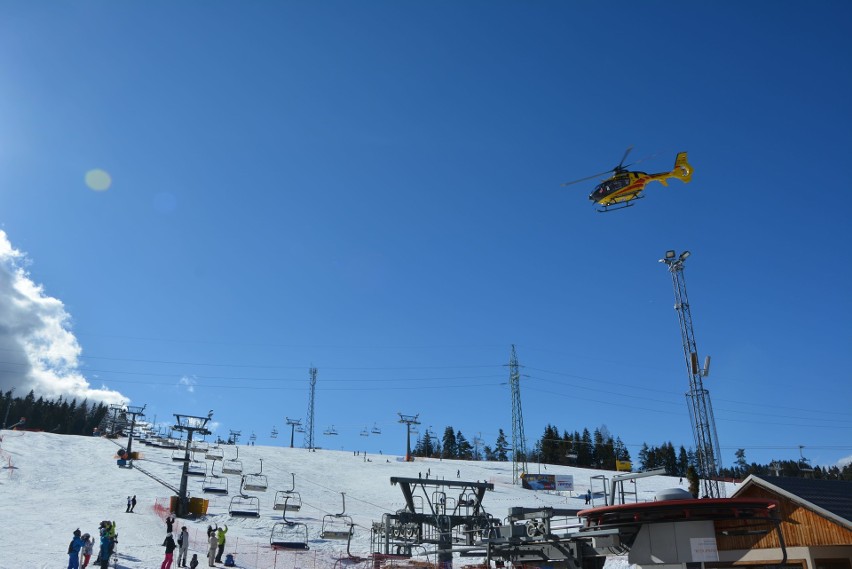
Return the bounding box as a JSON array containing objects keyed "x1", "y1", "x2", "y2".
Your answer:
[
  {"x1": 615, "y1": 146, "x2": 634, "y2": 170},
  {"x1": 560, "y1": 169, "x2": 614, "y2": 187}
]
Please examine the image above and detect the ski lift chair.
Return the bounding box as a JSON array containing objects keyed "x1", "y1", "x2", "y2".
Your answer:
[
  {"x1": 221, "y1": 446, "x2": 243, "y2": 475},
  {"x1": 172, "y1": 450, "x2": 190, "y2": 461},
  {"x1": 273, "y1": 491, "x2": 302, "y2": 512},
  {"x1": 321, "y1": 493, "x2": 355, "y2": 540},
  {"x1": 202, "y1": 462, "x2": 229, "y2": 495},
  {"x1": 229, "y1": 478, "x2": 260, "y2": 517},
  {"x1": 273, "y1": 474, "x2": 302, "y2": 511},
  {"x1": 228, "y1": 494, "x2": 260, "y2": 517},
  {"x1": 270, "y1": 506, "x2": 309, "y2": 550},
  {"x1": 243, "y1": 459, "x2": 268, "y2": 492},
  {"x1": 205, "y1": 446, "x2": 224, "y2": 461}
]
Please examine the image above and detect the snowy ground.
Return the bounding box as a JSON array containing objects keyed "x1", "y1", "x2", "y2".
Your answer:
[{"x1": 0, "y1": 430, "x2": 734, "y2": 569}]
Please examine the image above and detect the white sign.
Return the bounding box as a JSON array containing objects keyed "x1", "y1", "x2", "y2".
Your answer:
[
  {"x1": 555, "y1": 475, "x2": 574, "y2": 491},
  {"x1": 690, "y1": 537, "x2": 719, "y2": 562}
]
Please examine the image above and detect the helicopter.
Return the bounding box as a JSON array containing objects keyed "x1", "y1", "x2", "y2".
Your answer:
[{"x1": 562, "y1": 147, "x2": 693, "y2": 212}]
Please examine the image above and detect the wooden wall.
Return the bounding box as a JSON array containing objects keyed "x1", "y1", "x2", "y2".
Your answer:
[{"x1": 715, "y1": 486, "x2": 852, "y2": 551}]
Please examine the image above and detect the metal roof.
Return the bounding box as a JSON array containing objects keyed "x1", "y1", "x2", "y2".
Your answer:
[{"x1": 733, "y1": 475, "x2": 852, "y2": 531}]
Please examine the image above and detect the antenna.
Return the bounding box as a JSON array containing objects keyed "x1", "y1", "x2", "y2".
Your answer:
[
  {"x1": 660, "y1": 250, "x2": 724, "y2": 498},
  {"x1": 305, "y1": 367, "x2": 317, "y2": 451}
]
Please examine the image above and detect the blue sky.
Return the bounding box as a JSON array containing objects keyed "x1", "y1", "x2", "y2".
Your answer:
[{"x1": 1, "y1": 1, "x2": 850, "y2": 468}]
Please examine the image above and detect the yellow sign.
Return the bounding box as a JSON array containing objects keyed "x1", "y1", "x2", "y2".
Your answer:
[{"x1": 616, "y1": 460, "x2": 632, "y2": 472}]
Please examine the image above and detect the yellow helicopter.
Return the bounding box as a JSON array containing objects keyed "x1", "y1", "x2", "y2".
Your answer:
[{"x1": 562, "y1": 147, "x2": 693, "y2": 212}]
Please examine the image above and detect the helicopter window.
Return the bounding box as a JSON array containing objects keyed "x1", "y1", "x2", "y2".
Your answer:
[{"x1": 610, "y1": 177, "x2": 629, "y2": 190}]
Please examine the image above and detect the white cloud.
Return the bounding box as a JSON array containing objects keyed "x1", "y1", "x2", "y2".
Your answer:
[
  {"x1": 178, "y1": 375, "x2": 197, "y2": 393},
  {"x1": 838, "y1": 455, "x2": 852, "y2": 468},
  {"x1": 0, "y1": 230, "x2": 127, "y2": 404}
]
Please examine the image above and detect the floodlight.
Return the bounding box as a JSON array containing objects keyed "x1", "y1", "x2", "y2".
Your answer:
[
  {"x1": 679, "y1": 251, "x2": 691, "y2": 261},
  {"x1": 665, "y1": 250, "x2": 676, "y2": 259}
]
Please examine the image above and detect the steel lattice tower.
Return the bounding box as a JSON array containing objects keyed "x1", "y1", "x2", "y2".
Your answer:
[
  {"x1": 660, "y1": 251, "x2": 724, "y2": 498},
  {"x1": 509, "y1": 345, "x2": 529, "y2": 484},
  {"x1": 305, "y1": 367, "x2": 317, "y2": 451}
]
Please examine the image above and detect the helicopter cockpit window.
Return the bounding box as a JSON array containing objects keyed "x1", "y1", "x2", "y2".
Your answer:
[{"x1": 610, "y1": 177, "x2": 629, "y2": 191}]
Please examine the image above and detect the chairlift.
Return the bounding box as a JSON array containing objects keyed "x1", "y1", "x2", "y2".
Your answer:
[
  {"x1": 205, "y1": 446, "x2": 224, "y2": 461},
  {"x1": 172, "y1": 449, "x2": 190, "y2": 462},
  {"x1": 371, "y1": 423, "x2": 381, "y2": 435},
  {"x1": 324, "y1": 425, "x2": 338, "y2": 436},
  {"x1": 229, "y1": 494, "x2": 260, "y2": 517},
  {"x1": 270, "y1": 507, "x2": 309, "y2": 550},
  {"x1": 202, "y1": 462, "x2": 229, "y2": 495},
  {"x1": 186, "y1": 461, "x2": 206, "y2": 477},
  {"x1": 249, "y1": 432, "x2": 257, "y2": 444},
  {"x1": 229, "y1": 477, "x2": 261, "y2": 517},
  {"x1": 273, "y1": 474, "x2": 302, "y2": 511},
  {"x1": 295, "y1": 425, "x2": 305, "y2": 433},
  {"x1": 243, "y1": 459, "x2": 268, "y2": 492},
  {"x1": 271, "y1": 426, "x2": 279, "y2": 439},
  {"x1": 321, "y1": 492, "x2": 354, "y2": 540},
  {"x1": 360, "y1": 427, "x2": 369, "y2": 437},
  {"x1": 190, "y1": 441, "x2": 209, "y2": 453},
  {"x1": 458, "y1": 491, "x2": 477, "y2": 508},
  {"x1": 222, "y1": 446, "x2": 243, "y2": 475}
]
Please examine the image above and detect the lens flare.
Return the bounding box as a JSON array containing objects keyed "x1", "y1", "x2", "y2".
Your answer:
[{"x1": 85, "y1": 169, "x2": 112, "y2": 191}]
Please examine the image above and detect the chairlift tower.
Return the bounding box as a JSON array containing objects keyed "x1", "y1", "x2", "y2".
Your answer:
[
  {"x1": 229, "y1": 430, "x2": 241, "y2": 445},
  {"x1": 285, "y1": 417, "x2": 302, "y2": 449},
  {"x1": 660, "y1": 250, "x2": 724, "y2": 498},
  {"x1": 108, "y1": 404, "x2": 124, "y2": 436},
  {"x1": 397, "y1": 412, "x2": 420, "y2": 462},
  {"x1": 305, "y1": 367, "x2": 317, "y2": 451},
  {"x1": 509, "y1": 345, "x2": 529, "y2": 485},
  {"x1": 173, "y1": 411, "x2": 213, "y2": 517},
  {"x1": 124, "y1": 404, "x2": 146, "y2": 459}
]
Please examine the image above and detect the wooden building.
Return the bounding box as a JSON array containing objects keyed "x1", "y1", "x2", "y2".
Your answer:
[{"x1": 715, "y1": 475, "x2": 852, "y2": 569}]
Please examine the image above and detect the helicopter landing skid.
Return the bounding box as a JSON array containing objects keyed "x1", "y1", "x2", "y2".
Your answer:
[{"x1": 597, "y1": 195, "x2": 643, "y2": 213}]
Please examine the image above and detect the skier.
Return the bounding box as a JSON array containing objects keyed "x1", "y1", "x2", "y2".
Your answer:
[
  {"x1": 161, "y1": 532, "x2": 177, "y2": 569},
  {"x1": 97, "y1": 528, "x2": 112, "y2": 569},
  {"x1": 189, "y1": 554, "x2": 199, "y2": 569},
  {"x1": 68, "y1": 529, "x2": 84, "y2": 569},
  {"x1": 130, "y1": 495, "x2": 137, "y2": 512},
  {"x1": 81, "y1": 533, "x2": 94, "y2": 569},
  {"x1": 166, "y1": 514, "x2": 176, "y2": 533},
  {"x1": 177, "y1": 526, "x2": 190, "y2": 567},
  {"x1": 214, "y1": 524, "x2": 228, "y2": 563}
]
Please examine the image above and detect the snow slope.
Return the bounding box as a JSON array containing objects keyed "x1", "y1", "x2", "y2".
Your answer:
[{"x1": 0, "y1": 430, "x2": 734, "y2": 569}]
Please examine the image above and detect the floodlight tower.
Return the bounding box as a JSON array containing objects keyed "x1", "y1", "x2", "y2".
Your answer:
[
  {"x1": 397, "y1": 412, "x2": 420, "y2": 462},
  {"x1": 508, "y1": 345, "x2": 529, "y2": 485},
  {"x1": 285, "y1": 417, "x2": 302, "y2": 448},
  {"x1": 172, "y1": 411, "x2": 213, "y2": 517},
  {"x1": 660, "y1": 250, "x2": 724, "y2": 498},
  {"x1": 305, "y1": 367, "x2": 317, "y2": 451}
]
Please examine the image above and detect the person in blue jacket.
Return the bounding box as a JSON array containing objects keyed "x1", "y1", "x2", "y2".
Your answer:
[
  {"x1": 68, "y1": 529, "x2": 84, "y2": 569},
  {"x1": 98, "y1": 529, "x2": 112, "y2": 569}
]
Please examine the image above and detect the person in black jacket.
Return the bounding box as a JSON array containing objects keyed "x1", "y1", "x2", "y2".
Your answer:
[{"x1": 161, "y1": 533, "x2": 177, "y2": 569}]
